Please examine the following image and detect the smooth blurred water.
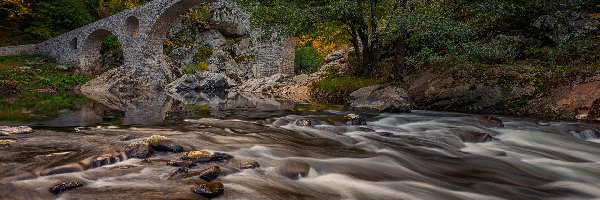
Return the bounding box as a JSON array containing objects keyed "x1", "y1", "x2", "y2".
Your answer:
[{"x1": 1, "y1": 92, "x2": 600, "y2": 200}]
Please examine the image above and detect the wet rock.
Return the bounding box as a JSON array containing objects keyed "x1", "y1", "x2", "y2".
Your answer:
[
  {"x1": 167, "y1": 160, "x2": 197, "y2": 168},
  {"x1": 0, "y1": 140, "x2": 10, "y2": 147},
  {"x1": 295, "y1": 119, "x2": 312, "y2": 126},
  {"x1": 182, "y1": 151, "x2": 234, "y2": 163},
  {"x1": 238, "y1": 160, "x2": 260, "y2": 169},
  {"x1": 124, "y1": 142, "x2": 154, "y2": 159},
  {"x1": 278, "y1": 160, "x2": 310, "y2": 180},
  {"x1": 451, "y1": 130, "x2": 496, "y2": 143},
  {"x1": 349, "y1": 85, "x2": 411, "y2": 113},
  {"x1": 482, "y1": 115, "x2": 504, "y2": 128},
  {"x1": 88, "y1": 154, "x2": 124, "y2": 168},
  {"x1": 182, "y1": 151, "x2": 213, "y2": 163},
  {"x1": 175, "y1": 167, "x2": 190, "y2": 174},
  {"x1": 40, "y1": 164, "x2": 85, "y2": 176},
  {"x1": 49, "y1": 181, "x2": 84, "y2": 194},
  {"x1": 0, "y1": 126, "x2": 33, "y2": 135},
  {"x1": 150, "y1": 140, "x2": 184, "y2": 153},
  {"x1": 211, "y1": 152, "x2": 234, "y2": 162},
  {"x1": 191, "y1": 182, "x2": 225, "y2": 198},
  {"x1": 144, "y1": 135, "x2": 184, "y2": 153},
  {"x1": 345, "y1": 114, "x2": 367, "y2": 125},
  {"x1": 198, "y1": 166, "x2": 221, "y2": 181}
]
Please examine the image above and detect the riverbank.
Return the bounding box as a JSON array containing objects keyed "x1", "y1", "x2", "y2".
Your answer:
[{"x1": 0, "y1": 55, "x2": 91, "y2": 122}]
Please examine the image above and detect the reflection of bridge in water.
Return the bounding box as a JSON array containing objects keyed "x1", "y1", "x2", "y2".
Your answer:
[{"x1": 37, "y1": 91, "x2": 297, "y2": 127}]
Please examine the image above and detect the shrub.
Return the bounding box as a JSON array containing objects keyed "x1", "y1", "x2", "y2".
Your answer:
[{"x1": 294, "y1": 46, "x2": 323, "y2": 74}]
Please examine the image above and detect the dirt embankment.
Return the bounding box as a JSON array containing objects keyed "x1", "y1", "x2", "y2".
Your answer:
[{"x1": 405, "y1": 63, "x2": 600, "y2": 121}]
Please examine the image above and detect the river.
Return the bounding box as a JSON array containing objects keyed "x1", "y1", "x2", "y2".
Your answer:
[{"x1": 1, "y1": 91, "x2": 600, "y2": 200}]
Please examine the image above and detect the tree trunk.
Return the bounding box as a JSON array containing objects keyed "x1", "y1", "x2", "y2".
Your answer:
[{"x1": 391, "y1": 37, "x2": 407, "y2": 81}]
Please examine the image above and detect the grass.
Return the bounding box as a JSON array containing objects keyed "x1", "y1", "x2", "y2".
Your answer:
[
  {"x1": 0, "y1": 54, "x2": 93, "y2": 122},
  {"x1": 0, "y1": 54, "x2": 91, "y2": 91},
  {"x1": 311, "y1": 77, "x2": 384, "y2": 93}
]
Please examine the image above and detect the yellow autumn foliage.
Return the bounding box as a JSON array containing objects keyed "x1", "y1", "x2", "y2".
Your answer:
[{"x1": 1, "y1": 0, "x2": 31, "y2": 20}]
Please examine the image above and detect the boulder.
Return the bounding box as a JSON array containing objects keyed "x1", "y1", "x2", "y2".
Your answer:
[
  {"x1": 295, "y1": 119, "x2": 312, "y2": 126},
  {"x1": 191, "y1": 182, "x2": 225, "y2": 198},
  {"x1": 237, "y1": 160, "x2": 260, "y2": 169},
  {"x1": 198, "y1": 166, "x2": 221, "y2": 181},
  {"x1": 49, "y1": 181, "x2": 84, "y2": 194},
  {"x1": 481, "y1": 115, "x2": 504, "y2": 128},
  {"x1": 0, "y1": 126, "x2": 33, "y2": 135},
  {"x1": 124, "y1": 142, "x2": 154, "y2": 159},
  {"x1": 278, "y1": 160, "x2": 310, "y2": 180},
  {"x1": 150, "y1": 140, "x2": 184, "y2": 153},
  {"x1": 167, "y1": 74, "x2": 202, "y2": 93},
  {"x1": 167, "y1": 160, "x2": 197, "y2": 168},
  {"x1": 349, "y1": 85, "x2": 411, "y2": 113},
  {"x1": 344, "y1": 114, "x2": 367, "y2": 125}
]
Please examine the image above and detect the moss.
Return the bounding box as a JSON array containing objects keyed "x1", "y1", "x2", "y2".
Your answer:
[
  {"x1": 183, "y1": 62, "x2": 209, "y2": 75},
  {"x1": 184, "y1": 150, "x2": 213, "y2": 159},
  {"x1": 128, "y1": 140, "x2": 149, "y2": 147},
  {"x1": 234, "y1": 55, "x2": 255, "y2": 63},
  {"x1": 185, "y1": 104, "x2": 211, "y2": 117},
  {"x1": 144, "y1": 135, "x2": 172, "y2": 144},
  {"x1": 194, "y1": 46, "x2": 213, "y2": 62}
]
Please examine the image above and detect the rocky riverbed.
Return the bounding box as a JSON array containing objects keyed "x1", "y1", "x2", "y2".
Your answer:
[{"x1": 1, "y1": 92, "x2": 600, "y2": 200}]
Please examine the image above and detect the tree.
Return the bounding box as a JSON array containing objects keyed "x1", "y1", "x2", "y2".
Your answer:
[{"x1": 238, "y1": 0, "x2": 411, "y2": 79}]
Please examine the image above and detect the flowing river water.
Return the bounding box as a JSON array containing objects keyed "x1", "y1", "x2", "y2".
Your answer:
[{"x1": 1, "y1": 91, "x2": 600, "y2": 200}]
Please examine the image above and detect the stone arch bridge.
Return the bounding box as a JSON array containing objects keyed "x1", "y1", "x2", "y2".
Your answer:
[{"x1": 1, "y1": 0, "x2": 216, "y2": 75}]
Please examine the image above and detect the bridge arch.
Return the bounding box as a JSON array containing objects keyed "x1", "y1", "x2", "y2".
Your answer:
[
  {"x1": 80, "y1": 29, "x2": 126, "y2": 75},
  {"x1": 147, "y1": 0, "x2": 204, "y2": 56}
]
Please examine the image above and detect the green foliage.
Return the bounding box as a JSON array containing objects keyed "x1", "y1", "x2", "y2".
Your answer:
[
  {"x1": 25, "y1": 0, "x2": 94, "y2": 40},
  {"x1": 185, "y1": 104, "x2": 211, "y2": 117},
  {"x1": 0, "y1": 54, "x2": 91, "y2": 90},
  {"x1": 100, "y1": 34, "x2": 124, "y2": 66},
  {"x1": 294, "y1": 46, "x2": 322, "y2": 74},
  {"x1": 312, "y1": 77, "x2": 382, "y2": 93},
  {"x1": 183, "y1": 62, "x2": 208, "y2": 74},
  {"x1": 0, "y1": 54, "x2": 92, "y2": 122}
]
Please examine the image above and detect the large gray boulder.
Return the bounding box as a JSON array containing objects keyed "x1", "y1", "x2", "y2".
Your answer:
[
  {"x1": 167, "y1": 72, "x2": 237, "y2": 94},
  {"x1": 349, "y1": 85, "x2": 411, "y2": 113}
]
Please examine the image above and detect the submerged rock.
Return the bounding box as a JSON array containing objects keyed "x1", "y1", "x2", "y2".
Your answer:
[
  {"x1": 345, "y1": 114, "x2": 367, "y2": 125},
  {"x1": 482, "y1": 115, "x2": 504, "y2": 128},
  {"x1": 198, "y1": 166, "x2": 221, "y2": 181},
  {"x1": 0, "y1": 126, "x2": 33, "y2": 135},
  {"x1": 278, "y1": 160, "x2": 310, "y2": 180},
  {"x1": 191, "y1": 182, "x2": 225, "y2": 198},
  {"x1": 49, "y1": 181, "x2": 84, "y2": 194},
  {"x1": 124, "y1": 141, "x2": 154, "y2": 159},
  {"x1": 238, "y1": 160, "x2": 260, "y2": 169},
  {"x1": 295, "y1": 119, "x2": 312, "y2": 126},
  {"x1": 0, "y1": 140, "x2": 10, "y2": 147},
  {"x1": 167, "y1": 160, "x2": 197, "y2": 168},
  {"x1": 211, "y1": 152, "x2": 234, "y2": 162},
  {"x1": 349, "y1": 85, "x2": 411, "y2": 113}
]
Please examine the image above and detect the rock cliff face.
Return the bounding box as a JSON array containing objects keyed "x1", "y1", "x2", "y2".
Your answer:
[{"x1": 165, "y1": 0, "x2": 295, "y2": 83}]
